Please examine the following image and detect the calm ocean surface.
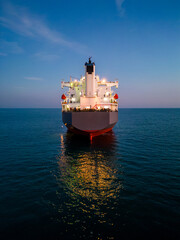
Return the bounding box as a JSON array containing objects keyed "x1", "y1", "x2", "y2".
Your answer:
[{"x1": 0, "y1": 108, "x2": 180, "y2": 240}]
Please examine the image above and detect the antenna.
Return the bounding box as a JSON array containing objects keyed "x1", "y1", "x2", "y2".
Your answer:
[{"x1": 89, "y1": 56, "x2": 92, "y2": 63}]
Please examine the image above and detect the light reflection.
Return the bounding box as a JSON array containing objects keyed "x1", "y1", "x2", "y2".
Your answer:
[{"x1": 56, "y1": 131, "x2": 123, "y2": 222}]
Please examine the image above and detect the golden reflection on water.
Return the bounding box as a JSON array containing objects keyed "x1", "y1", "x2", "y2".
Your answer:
[{"x1": 56, "y1": 132, "x2": 123, "y2": 222}]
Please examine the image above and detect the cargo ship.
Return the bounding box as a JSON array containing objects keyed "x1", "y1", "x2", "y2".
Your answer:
[{"x1": 61, "y1": 58, "x2": 118, "y2": 140}]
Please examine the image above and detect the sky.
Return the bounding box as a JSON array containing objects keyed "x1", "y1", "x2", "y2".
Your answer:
[{"x1": 0, "y1": 0, "x2": 180, "y2": 108}]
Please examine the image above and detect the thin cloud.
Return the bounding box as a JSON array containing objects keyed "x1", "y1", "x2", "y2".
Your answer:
[
  {"x1": 34, "y1": 52, "x2": 60, "y2": 61},
  {"x1": 24, "y1": 77, "x2": 43, "y2": 81},
  {"x1": 0, "y1": 52, "x2": 7, "y2": 56},
  {"x1": 0, "y1": 2, "x2": 86, "y2": 53},
  {"x1": 0, "y1": 40, "x2": 23, "y2": 54},
  {"x1": 115, "y1": 0, "x2": 125, "y2": 16}
]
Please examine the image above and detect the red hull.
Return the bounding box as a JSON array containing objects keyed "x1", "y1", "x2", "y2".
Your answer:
[{"x1": 67, "y1": 125, "x2": 114, "y2": 140}]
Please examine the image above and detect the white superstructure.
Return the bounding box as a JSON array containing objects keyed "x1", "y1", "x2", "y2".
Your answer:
[{"x1": 61, "y1": 58, "x2": 118, "y2": 111}]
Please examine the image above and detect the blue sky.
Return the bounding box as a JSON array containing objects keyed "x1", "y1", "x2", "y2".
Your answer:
[{"x1": 0, "y1": 0, "x2": 179, "y2": 108}]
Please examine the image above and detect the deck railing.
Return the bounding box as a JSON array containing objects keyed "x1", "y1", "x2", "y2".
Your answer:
[{"x1": 61, "y1": 102, "x2": 118, "y2": 112}]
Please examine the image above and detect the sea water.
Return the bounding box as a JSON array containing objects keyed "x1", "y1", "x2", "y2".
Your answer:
[{"x1": 0, "y1": 108, "x2": 180, "y2": 239}]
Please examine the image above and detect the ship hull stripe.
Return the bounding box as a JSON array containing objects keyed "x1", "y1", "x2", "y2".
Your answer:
[{"x1": 67, "y1": 124, "x2": 115, "y2": 137}]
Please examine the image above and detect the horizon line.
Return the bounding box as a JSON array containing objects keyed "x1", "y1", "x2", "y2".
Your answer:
[{"x1": 0, "y1": 107, "x2": 179, "y2": 109}]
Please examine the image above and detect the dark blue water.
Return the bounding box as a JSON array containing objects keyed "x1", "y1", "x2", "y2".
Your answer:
[{"x1": 0, "y1": 109, "x2": 180, "y2": 240}]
